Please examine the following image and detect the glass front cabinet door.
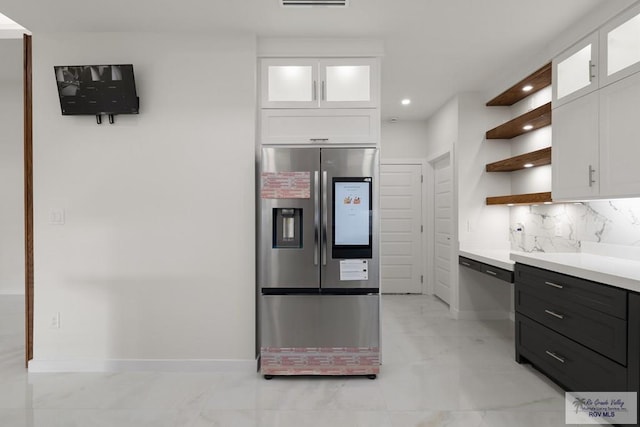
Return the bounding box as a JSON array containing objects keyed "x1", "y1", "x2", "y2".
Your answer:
[
  {"x1": 261, "y1": 59, "x2": 318, "y2": 108},
  {"x1": 553, "y1": 32, "x2": 599, "y2": 108},
  {"x1": 600, "y1": 4, "x2": 640, "y2": 87},
  {"x1": 261, "y1": 58, "x2": 378, "y2": 109}
]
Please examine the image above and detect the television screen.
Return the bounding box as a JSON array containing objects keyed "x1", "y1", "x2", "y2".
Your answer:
[{"x1": 54, "y1": 64, "x2": 139, "y2": 115}]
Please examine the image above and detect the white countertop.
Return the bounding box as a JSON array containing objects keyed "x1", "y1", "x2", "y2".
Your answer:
[
  {"x1": 458, "y1": 242, "x2": 640, "y2": 292},
  {"x1": 459, "y1": 249, "x2": 515, "y2": 271},
  {"x1": 510, "y1": 247, "x2": 640, "y2": 293}
]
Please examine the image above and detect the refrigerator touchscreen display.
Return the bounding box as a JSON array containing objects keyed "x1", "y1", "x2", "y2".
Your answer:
[{"x1": 333, "y1": 178, "x2": 372, "y2": 259}]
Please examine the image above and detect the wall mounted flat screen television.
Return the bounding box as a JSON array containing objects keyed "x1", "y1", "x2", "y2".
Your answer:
[{"x1": 54, "y1": 64, "x2": 139, "y2": 116}]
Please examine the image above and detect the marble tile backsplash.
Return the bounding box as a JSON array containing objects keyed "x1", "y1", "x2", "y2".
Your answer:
[{"x1": 510, "y1": 199, "x2": 640, "y2": 252}]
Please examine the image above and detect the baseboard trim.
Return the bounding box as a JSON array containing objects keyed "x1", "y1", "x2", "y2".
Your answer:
[
  {"x1": 28, "y1": 358, "x2": 258, "y2": 373},
  {"x1": 451, "y1": 308, "x2": 511, "y2": 320}
]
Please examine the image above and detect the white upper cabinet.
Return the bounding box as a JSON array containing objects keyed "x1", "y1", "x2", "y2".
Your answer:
[
  {"x1": 261, "y1": 58, "x2": 379, "y2": 109},
  {"x1": 553, "y1": 33, "x2": 598, "y2": 108},
  {"x1": 551, "y1": 91, "x2": 600, "y2": 201},
  {"x1": 599, "y1": 70, "x2": 640, "y2": 198},
  {"x1": 600, "y1": 3, "x2": 640, "y2": 87},
  {"x1": 552, "y1": 3, "x2": 640, "y2": 200}
]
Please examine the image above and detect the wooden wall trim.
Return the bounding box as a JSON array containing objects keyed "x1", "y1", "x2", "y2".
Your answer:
[{"x1": 23, "y1": 34, "x2": 34, "y2": 366}]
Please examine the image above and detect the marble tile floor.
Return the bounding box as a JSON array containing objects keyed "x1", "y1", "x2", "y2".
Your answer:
[{"x1": 0, "y1": 294, "x2": 601, "y2": 426}]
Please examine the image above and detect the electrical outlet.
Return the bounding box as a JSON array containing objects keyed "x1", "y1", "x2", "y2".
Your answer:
[
  {"x1": 555, "y1": 223, "x2": 563, "y2": 237},
  {"x1": 50, "y1": 312, "x2": 60, "y2": 329}
]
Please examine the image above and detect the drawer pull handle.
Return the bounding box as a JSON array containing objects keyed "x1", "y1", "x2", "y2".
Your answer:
[
  {"x1": 310, "y1": 138, "x2": 329, "y2": 142},
  {"x1": 545, "y1": 350, "x2": 566, "y2": 364},
  {"x1": 545, "y1": 309, "x2": 564, "y2": 320},
  {"x1": 544, "y1": 281, "x2": 563, "y2": 289},
  {"x1": 461, "y1": 262, "x2": 471, "y2": 266},
  {"x1": 486, "y1": 270, "x2": 497, "y2": 276}
]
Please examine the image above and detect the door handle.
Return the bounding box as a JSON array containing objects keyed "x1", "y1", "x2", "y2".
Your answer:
[
  {"x1": 313, "y1": 80, "x2": 317, "y2": 101},
  {"x1": 314, "y1": 171, "x2": 319, "y2": 266},
  {"x1": 322, "y1": 170, "x2": 328, "y2": 266},
  {"x1": 588, "y1": 164, "x2": 596, "y2": 187},
  {"x1": 321, "y1": 80, "x2": 326, "y2": 101}
]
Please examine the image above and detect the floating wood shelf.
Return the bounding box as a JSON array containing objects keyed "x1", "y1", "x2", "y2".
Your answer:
[
  {"x1": 486, "y1": 102, "x2": 551, "y2": 140},
  {"x1": 486, "y1": 63, "x2": 551, "y2": 106},
  {"x1": 486, "y1": 192, "x2": 552, "y2": 206},
  {"x1": 486, "y1": 147, "x2": 552, "y2": 172}
]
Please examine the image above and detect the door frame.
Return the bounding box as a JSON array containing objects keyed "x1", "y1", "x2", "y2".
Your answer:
[
  {"x1": 23, "y1": 34, "x2": 34, "y2": 367},
  {"x1": 380, "y1": 158, "x2": 428, "y2": 294}
]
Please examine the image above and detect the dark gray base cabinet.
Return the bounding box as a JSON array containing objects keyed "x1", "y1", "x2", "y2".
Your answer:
[{"x1": 515, "y1": 263, "x2": 640, "y2": 424}]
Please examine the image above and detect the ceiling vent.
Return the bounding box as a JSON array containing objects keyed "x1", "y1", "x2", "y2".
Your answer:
[{"x1": 281, "y1": 0, "x2": 349, "y2": 7}]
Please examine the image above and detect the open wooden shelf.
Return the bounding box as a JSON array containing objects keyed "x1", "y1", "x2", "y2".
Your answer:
[
  {"x1": 486, "y1": 147, "x2": 552, "y2": 172},
  {"x1": 486, "y1": 102, "x2": 551, "y2": 139},
  {"x1": 486, "y1": 192, "x2": 552, "y2": 206},
  {"x1": 486, "y1": 63, "x2": 551, "y2": 106}
]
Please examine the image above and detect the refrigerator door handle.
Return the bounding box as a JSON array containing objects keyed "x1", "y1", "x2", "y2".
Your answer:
[
  {"x1": 314, "y1": 171, "x2": 319, "y2": 266},
  {"x1": 322, "y1": 170, "x2": 328, "y2": 266}
]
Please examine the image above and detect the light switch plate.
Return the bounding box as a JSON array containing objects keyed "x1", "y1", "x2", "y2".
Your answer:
[{"x1": 49, "y1": 208, "x2": 65, "y2": 225}]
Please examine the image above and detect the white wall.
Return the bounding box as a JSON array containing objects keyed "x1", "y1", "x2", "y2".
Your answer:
[
  {"x1": 424, "y1": 96, "x2": 458, "y2": 161},
  {"x1": 380, "y1": 119, "x2": 429, "y2": 160},
  {"x1": 31, "y1": 32, "x2": 257, "y2": 365},
  {"x1": 457, "y1": 92, "x2": 511, "y2": 246},
  {"x1": 0, "y1": 38, "x2": 24, "y2": 295}
]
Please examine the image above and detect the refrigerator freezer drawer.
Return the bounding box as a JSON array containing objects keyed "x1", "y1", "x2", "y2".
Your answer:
[{"x1": 260, "y1": 294, "x2": 379, "y2": 348}]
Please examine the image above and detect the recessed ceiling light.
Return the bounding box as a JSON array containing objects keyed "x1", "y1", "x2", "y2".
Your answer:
[
  {"x1": 523, "y1": 124, "x2": 534, "y2": 131},
  {"x1": 523, "y1": 163, "x2": 534, "y2": 168},
  {"x1": 507, "y1": 203, "x2": 515, "y2": 207},
  {"x1": 522, "y1": 85, "x2": 534, "y2": 92},
  {"x1": 401, "y1": 99, "x2": 411, "y2": 106},
  {"x1": 544, "y1": 202, "x2": 552, "y2": 205}
]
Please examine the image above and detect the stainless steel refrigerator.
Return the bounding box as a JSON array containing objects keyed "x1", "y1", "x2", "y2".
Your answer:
[{"x1": 258, "y1": 147, "x2": 380, "y2": 379}]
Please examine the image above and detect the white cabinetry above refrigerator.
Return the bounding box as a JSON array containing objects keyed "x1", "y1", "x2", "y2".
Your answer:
[
  {"x1": 260, "y1": 58, "x2": 379, "y2": 109},
  {"x1": 258, "y1": 57, "x2": 381, "y2": 145}
]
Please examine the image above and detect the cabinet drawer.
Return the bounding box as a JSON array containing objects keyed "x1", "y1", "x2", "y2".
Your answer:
[
  {"x1": 459, "y1": 256, "x2": 514, "y2": 283},
  {"x1": 516, "y1": 313, "x2": 627, "y2": 392},
  {"x1": 459, "y1": 256, "x2": 481, "y2": 271},
  {"x1": 516, "y1": 285, "x2": 627, "y2": 364},
  {"x1": 260, "y1": 109, "x2": 380, "y2": 145},
  {"x1": 515, "y1": 264, "x2": 626, "y2": 319}
]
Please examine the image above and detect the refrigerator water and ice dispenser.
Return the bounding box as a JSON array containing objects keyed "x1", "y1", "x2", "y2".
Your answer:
[{"x1": 273, "y1": 208, "x2": 302, "y2": 248}]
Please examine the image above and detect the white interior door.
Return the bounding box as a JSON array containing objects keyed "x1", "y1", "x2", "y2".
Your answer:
[
  {"x1": 380, "y1": 163, "x2": 423, "y2": 294},
  {"x1": 433, "y1": 155, "x2": 452, "y2": 304}
]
